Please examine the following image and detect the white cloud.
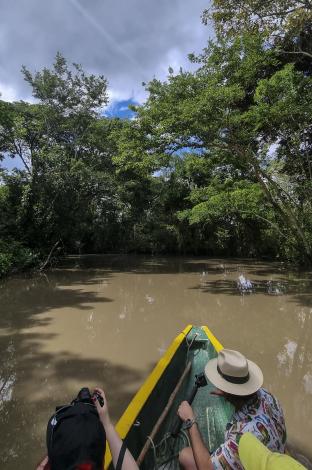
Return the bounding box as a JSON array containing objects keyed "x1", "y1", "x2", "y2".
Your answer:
[
  {"x1": 107, "y1": 87, "x2": 146, "y2": 105},
  {"x1": 0, "y1": 82, "x2": 20, "y2": 102},
  {"x1": 0, "y1": 0, "x2": 212, "y2": 104}
]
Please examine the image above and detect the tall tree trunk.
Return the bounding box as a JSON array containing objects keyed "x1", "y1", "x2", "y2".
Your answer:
[{"x1": 252, "y1": 161, "x2": 312, "y2": 261}]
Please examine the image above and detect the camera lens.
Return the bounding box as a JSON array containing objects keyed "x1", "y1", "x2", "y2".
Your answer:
[{"x1": 77, "y1": 387, "x2": 92, "y2": 402}]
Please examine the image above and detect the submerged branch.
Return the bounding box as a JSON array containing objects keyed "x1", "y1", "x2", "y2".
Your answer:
[{"x1": 39, "y1": 241, "x2": 60, "y2": 272}]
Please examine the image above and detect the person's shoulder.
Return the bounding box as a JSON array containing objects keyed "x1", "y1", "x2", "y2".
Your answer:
[
  {"x1": 258, "y1": 388, "x2": 284, "y2": 411},
  {"x1": 258, "y1": 387, "x2": 272, "y2": 398}
]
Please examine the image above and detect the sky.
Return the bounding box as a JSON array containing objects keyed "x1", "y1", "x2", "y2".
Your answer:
[
  {"x1": 0, "y1": 0, "x2": 212, "y2": 109},
  {"x1": 1, "y1": 0, "x2": 213, "y2": 171}
]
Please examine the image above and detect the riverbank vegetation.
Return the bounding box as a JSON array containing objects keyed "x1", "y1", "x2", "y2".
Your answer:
[{"x1": 0, "y1": 0, "x2": 311, "y2": 275}]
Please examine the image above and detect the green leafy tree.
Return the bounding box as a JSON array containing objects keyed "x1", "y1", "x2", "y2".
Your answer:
[
  {"x1": 121, "y1": 32, "x2": 312, "y2": 261},
  {"x1": 0, "y1": 54, "x2": 122, "y2": 257},
  {"x1": 1, "y1": 13, "x2": 312, "y2": 270},
  {"x1": 202, "y1": 0, "x2": 312, "y2": 60}
]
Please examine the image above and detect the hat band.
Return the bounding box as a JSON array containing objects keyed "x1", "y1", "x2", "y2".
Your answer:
[{"x1": 217, "y1": 365, "x2": 249, "y2": 384}]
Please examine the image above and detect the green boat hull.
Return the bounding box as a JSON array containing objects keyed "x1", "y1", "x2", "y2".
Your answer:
[{"x1": 108, "y1": 326, "x2": 233, "y2": 469}]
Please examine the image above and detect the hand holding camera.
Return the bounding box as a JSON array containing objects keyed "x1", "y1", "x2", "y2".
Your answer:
[
  {"x1": 75, "y1": 387, "x2": 104, "y2": 407},
  {"x1": 93, "y1": 390, "x2": 104, "y2": 407},
  {"x1": 72, "y1": 387, "x2": 109, "y2": 428}
]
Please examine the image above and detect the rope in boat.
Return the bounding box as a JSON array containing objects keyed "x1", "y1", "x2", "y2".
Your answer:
[
  {"x1": 150, "y1": 430, "x2": 190, "y2": 469},
  {"x1": 185, "y1": 332, "x2": 198, "y2": 366}
]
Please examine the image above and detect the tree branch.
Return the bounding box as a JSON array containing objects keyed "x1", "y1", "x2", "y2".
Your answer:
[
  {"x1": 39, "y1": 241, "x2": 60, "y2": 271},
  {"x1": 13, "y1": 141, "x2": 32, "y2": 174},
  {"x1": 240, "y1": 211, "x2": 288, "y2": 239},
  {"x1": 279, "y1": 49, "x2": 312, "y2": 59}
]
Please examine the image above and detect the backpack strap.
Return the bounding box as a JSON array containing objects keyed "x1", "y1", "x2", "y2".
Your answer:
[{"x1": 115, "y1": 440, "x2": 127, "y2": 470}]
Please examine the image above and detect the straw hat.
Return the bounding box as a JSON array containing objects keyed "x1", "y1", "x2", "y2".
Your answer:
[{"x1": 205, "y1": 349, "x2": 263, "y2": 396}]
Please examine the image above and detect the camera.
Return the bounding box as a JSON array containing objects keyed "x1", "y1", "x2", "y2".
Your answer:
[
  {"x1": 75, "y1": 387, "x2": 104, "y2": 407},
  {"x1": 77, "y1": 387, "x2": 93, "y2": 404}
]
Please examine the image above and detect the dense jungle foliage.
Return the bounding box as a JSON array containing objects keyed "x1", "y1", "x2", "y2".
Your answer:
[{"x1": 0, "y1": 0, "x2": 312, "y2": 275}]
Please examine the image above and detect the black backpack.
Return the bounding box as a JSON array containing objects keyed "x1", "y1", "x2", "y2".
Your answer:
[{"x1": 47, "y1": 401, "x2": 106, "y2": 470}]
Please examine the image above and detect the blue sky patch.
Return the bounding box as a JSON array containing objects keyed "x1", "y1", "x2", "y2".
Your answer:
[{"x1": 104, "y1": 98, "x2": 138, "y2": 119}]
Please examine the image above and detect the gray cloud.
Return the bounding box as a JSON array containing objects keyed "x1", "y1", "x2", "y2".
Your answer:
[{"x1": 0, "y1": 0, "x2": 211, "y2": 103}]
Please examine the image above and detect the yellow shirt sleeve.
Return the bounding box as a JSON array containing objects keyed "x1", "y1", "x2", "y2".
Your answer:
[{"x1": 238, "y1": 433, "x2": 307, "y2": 470}]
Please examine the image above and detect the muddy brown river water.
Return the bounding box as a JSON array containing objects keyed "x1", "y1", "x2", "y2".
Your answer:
[{"x1": 0, "y1": 256, "x2": 311, "y2": 468}]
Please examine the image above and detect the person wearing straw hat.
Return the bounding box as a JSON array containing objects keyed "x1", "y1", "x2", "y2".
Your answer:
[{"x1": 178, "y1": 349, "x2": 287, "y2": 470}]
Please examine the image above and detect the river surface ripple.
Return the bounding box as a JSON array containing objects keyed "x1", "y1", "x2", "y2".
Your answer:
[{"x1": 0, "y1": 256, "x2": 311, "y2": 468}]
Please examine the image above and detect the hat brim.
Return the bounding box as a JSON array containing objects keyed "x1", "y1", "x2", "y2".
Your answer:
[{"x1": 205, "y1": 357, "x2": 263, "y2": 396}]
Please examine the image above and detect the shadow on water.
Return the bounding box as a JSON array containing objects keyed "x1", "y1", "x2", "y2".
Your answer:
[
  {"x1": 58, "y1": 253, "x2": 311, "y2": 278},
  {"x1": 0, "y1": 340, "x2": 144, "y2": 468},
  {"x1": 0, "y1": 274, "x2": 143, "y2": 468},
  {"x1": 58, "y1": 254, "x2": 293, "y2": 275},
  {"x1": 0, "y1": 272, "x2": 114, "y2": 330},
  {"x1": 55, "y1": 256, "x2": 312, "y2": 308},
  {"x1": 0, "y1": 270, "x2": 120, "y2": 468}
]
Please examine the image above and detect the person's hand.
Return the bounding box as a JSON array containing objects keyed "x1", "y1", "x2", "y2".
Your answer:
[
  {"x1": 93, "y1": 387, "x2": 110, "y2": 427},
  {"x1": 177, "y1": 401, "x2": 195, "y2": 422}
]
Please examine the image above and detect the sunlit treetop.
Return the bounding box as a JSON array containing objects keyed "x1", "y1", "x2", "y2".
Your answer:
[{"x1": 202, "y1": 0, "x2": 312, "y2": 59}]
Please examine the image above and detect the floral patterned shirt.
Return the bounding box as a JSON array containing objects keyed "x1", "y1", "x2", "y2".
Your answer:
[{"x1": 210, "y1": 388, "x2": 287, "y2": 470}]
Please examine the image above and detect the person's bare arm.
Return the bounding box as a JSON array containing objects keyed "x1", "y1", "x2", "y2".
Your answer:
[
  {"x1": 93, "y1": 388, "x2": 139, "y2": 470},
  {"x1": 188, "y1": 423, "x2": 213, "y2": 470},
  {"x1": 35, "y1": 455, "x2": 49, "y2": 470},
  {"x1": 178, "y1": 401, "x2": 213, "y2": 470}
]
